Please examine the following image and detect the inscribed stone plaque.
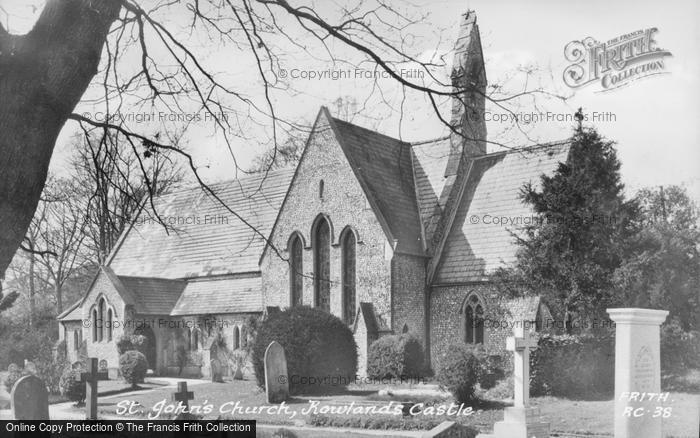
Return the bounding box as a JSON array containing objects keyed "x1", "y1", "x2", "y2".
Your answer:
[
  {"x1": 11, "y1": 375, "x2": 49, "y2": 420},
  {"x1": 264, "y1": 341, "x2": 289, "y2": 403},
  {"x1": 633, "y1": 346, "x2": 655, "y2": 392}
]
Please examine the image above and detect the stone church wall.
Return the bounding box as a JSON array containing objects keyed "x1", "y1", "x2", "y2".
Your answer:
[
  {"x1": 261, "y1": 114, "x2": 393, "y2": 329},
  {"x1": 391, "y1": 253, "x2": 428, "y2": 348},
  {"x1": 80, "y1": 272, "x2": 128, "y2": 374},
  {"x1": 429, "y1": 283, "x2": 520, "y2": 370}
]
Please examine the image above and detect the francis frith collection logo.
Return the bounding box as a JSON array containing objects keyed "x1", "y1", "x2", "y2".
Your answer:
[{"x1": 563, "y1": 27, "x2": 672, "y2": 92}]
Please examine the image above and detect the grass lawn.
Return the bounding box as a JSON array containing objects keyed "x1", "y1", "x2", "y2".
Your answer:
[
  {"x1": 93, "y1": 378, "x2": 699, "y2": 437},
  {"x1": 533, "y1": 393, "x2": 699, "y2": 437}
]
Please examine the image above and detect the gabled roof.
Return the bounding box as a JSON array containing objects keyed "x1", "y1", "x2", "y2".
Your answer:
[
  {"x1": 109, "y1": 169, "x2": 294, "y2": 279},
  {"x1": 57, "y1": 299, "x2": 82, "y2": 321},
  {"x1": 117, "y1": 276, "x2": 185, "y2": 315},
  {"x1": 505, "y1": 295, "x2": 543, "y2": 323},
  {"x1": 329, "y1": 114, "x2": 424, "y2": 255},
  {"x1": 58, "y1": 265, "x2": 137, "y2": 321},
  {"x1": 411, "y1": 136, "x2": 454, "y2": 250},
  {"x1": 171, "y1": 276, "x2": 261, "y2": 315},
  {"x1": 434, "y1": 142, "x2": 571, "y2": 284}
]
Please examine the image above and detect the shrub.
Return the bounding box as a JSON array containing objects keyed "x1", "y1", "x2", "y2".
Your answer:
[
  {"x1": 436, "y1": 343, "x2": 480, "y2": 403},
  {"x1": 466, "y1": 345, "x2": 504, "y2": 390},
  {"x1": 119, "y1": 350, "x2": 148, "y2": 388},
  {"x1": 367, "y1": 334, "x2": 425, "y2": 380},
  {"x1": 34, "y1": 343, "x2": 66, "y2": 395},
  {"x1": 252, "y1": 306, "x2": 357, "y2": 394},
  {"x1": 3, "y1": 367, "x2": 28, "y2": 393},
  {"x1": 60, "y1": 366, "x2": 86, "y2": 404},
  {"x1": 530, "y1": 332, "x2": 614, "y2": 398},
  {"x1": 116, "y1": 336, "x2": 135, "y2": 355},
  {"x1": 661, "y1": 321, "x2": 700, "y2": 374}
]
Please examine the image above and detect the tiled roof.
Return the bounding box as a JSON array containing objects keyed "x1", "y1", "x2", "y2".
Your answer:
[
  {"x1": 411, "y1": 137, "x2": 454, "y2": 249},
  {"x1": 505, "y1": 295, "x2": 542, "y2": 322},
  {"x1": 330, "y1": 117, "x2": 424, "y2": 255},
  {"x1": 117, "y1": 276, "x2": 186, "y2": 315},
  {"x1": 57, "y1": 300, "x2": 82, "y2": 321},
  {"x1": 109, "y1": 169, "x2": 294, "y2": 279},
  {"x1": 171, "y1": 276, "x2": 262, "y2": 315},
  {"x1": 434, "y1": 142, "x2": 571, "y2": 284}
]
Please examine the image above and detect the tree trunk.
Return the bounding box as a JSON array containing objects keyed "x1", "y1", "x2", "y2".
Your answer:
[
  {"x1": 0, "y1": 0, "x2": 121, "y2": 281},
  {"x1": 28, "y1": 242, "x2": 35, "y2": 327},
  {"x1": 55, "y1": 282, "x2": 63, "y2": 315}
]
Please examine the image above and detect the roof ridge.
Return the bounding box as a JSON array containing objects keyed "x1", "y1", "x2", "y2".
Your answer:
[
  {"x1": 117, "y1": 274, "x2": 185, "y2": 282},
  {"x1": 331, "y1": 117, "x2": 409, "y2": 145},
  {"x1": 160, "y1": 167, "x2": 295, "y2": 199}
]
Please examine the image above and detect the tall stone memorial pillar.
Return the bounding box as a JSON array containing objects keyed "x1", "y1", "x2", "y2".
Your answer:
[{"x1": 607, "y1": 308, "x2": 668, "y2": 438}]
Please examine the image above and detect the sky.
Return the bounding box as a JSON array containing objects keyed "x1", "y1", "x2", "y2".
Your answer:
[{"x1": 2, "y1": 0, "x2": 699, "y2": 202}]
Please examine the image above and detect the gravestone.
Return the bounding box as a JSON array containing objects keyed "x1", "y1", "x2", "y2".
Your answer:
[
  {"x1": 80, "y1": 357, "x2": 109, "y2": 420},
  {"x1": 264, "y1": 341, "x2": 289, "y2": 403},
  {"x1": 172, "y1": 381, "x2": 198, "y2": 420},
  {"x1": 11, "y1": 375, "x2": 49, "y2": 420},
  {"x1": 481, "y1": 323, "x2": 549, "y2": 438},
  {"x1": 210, "y1": 358, "x2": 223, "y2": 383},
  {"x1": 607, "y1": 308, "x2": 668, "y2": 438},
  {"x1": 99, "y1": 359, "x2": 108, "y2": 374}
]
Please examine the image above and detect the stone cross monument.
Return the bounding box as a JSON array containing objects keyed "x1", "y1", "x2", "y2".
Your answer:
[
  {"x1": 507, "y1": 325, "x2": 538, "y2": 408},
  {"x1": 80, "y1": 357, "x2": 109, "y2": 420},
  {"x1": 607, "y1": 308, "x2": 668, "y2": 438},
  {"x1": 481, "y1": 322, "x2": 549, "y2": 438}
]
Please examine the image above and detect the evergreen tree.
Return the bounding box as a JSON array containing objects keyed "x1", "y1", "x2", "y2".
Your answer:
[
  {"x1": 493, "y1": 127, "x2": 640, "y2": 332},
  {"x1": 614, "y1": 186, "x2": 700, "y2": 331}
]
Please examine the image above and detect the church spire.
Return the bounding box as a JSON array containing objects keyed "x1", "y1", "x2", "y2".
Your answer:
[{"x1": 445, "y1": 10, "x2": 487, "y2": 177}]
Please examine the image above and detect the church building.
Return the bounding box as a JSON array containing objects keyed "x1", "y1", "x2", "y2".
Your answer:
[{"x1": 58, "y1": 11, "x2": 567, "y2": 378}]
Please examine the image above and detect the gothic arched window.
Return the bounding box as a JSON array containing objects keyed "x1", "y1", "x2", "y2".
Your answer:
[
  {"x1": 92, "y1": 309, "x2": 97, "y2": 342},
  {"x1": 341, "y1": 229, "x2": 356, "y2": 324},
  {"x1": 191, "y1": 329, "x2": 199, "y2": 350},
  {"x1": 73, "y1": 330, "x2": 80, "y2": 351},
  {"x1": 241, "y1": 326, "x2": 248, "y2": 348},
  {"x1": 463, "y1": 293, "x2": 485, "y2": 344},
  {"x1": 98, "y1": 298, "x2": 105, "y2": 342},
  {"x1": 313, "y1": 217, "x2": 331, "y2": 313},
  {"x1": 289, "y1": 233, "x2": 304, "y2": 307},
  {"x1": 233, "y1": 326, "x2": 240, "y2": 350},
  {"x1": 107, "y1": 308, "x2": 113, "y2": 341}
]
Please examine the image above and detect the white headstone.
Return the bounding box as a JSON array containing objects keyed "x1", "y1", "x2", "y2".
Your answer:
[
  {"x1": 264, "y1": 341, "x2": 289, "y2": 403},
  {"x1": 607, "y1": 308, "x2": 668, "y2": 438}
]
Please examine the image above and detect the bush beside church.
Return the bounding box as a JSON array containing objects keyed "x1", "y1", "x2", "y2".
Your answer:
[{"x1": 252, "y1": 306, "x2": 357, "y2": 394}]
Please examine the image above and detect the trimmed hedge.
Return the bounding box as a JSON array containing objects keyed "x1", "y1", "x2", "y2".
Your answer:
[
  {"x1": 530, "y1": 333, "x2": 614, "y2": 398},
  {"x1": 252, "y1": 306, "x2": 357, "y2": 394},
  {"x1": 367, "y1": 334, "x2": 424, "y2": 380},
  {"x1": 119, "y1": 350, "x2": 148, "y2": 388},
  {"x1": 436, "y1": 343, "x2": 480, "y2": 403}
]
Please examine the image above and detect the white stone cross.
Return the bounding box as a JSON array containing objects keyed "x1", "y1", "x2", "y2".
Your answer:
[{"x1": 506, "y1": 323, "x2": 537, "y2": 408}]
